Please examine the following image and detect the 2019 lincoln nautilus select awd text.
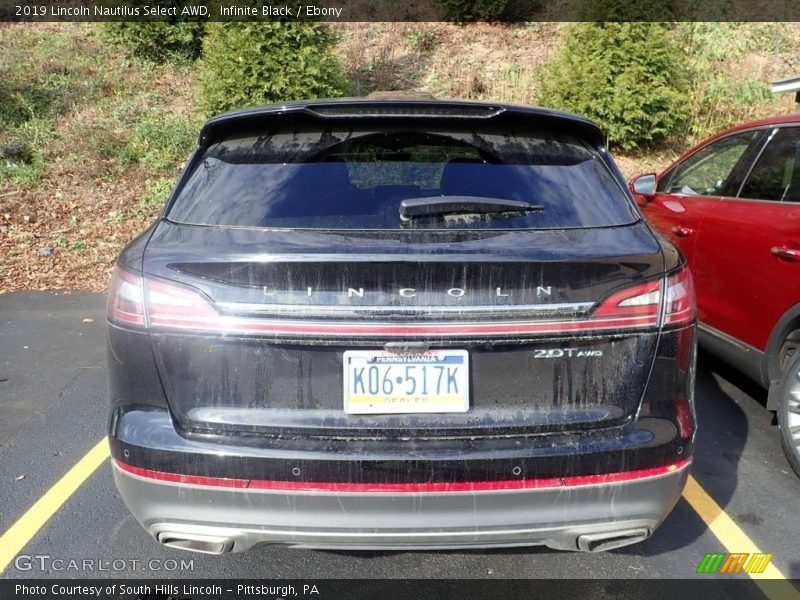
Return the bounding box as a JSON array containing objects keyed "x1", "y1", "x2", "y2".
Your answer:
[{"x1": 107, "y1": 99, "x2": 697, "y2": 554}]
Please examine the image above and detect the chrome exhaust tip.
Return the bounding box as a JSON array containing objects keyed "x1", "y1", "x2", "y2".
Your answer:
[
  {"x1": 156, "y1": 531, "x2": 234, "y2": 555},
  {"x1": 577, "y1": 528, "x2": 650, "y2": 552}
]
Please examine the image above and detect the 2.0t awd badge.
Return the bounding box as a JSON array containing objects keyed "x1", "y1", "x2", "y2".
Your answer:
[{"x1": 534, "y1": 348, "x2": 604, "y2": 358}]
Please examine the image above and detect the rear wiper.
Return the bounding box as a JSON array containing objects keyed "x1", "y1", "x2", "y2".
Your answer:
[{"x1": 399, "y1": 196, "x2": 544, "y2": 222}]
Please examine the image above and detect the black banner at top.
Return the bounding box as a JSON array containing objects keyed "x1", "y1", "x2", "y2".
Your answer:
[{"x1": 4, "y1": 0, "x2": 800, "y2": 22}]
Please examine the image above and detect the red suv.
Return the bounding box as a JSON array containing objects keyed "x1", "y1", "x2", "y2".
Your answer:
[{"x1": 630, "y1": 114, "x2": 800, "y2": 475}]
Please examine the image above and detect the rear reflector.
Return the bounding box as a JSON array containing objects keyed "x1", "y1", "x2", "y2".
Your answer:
[{"x1": 114, "y1": 458, "x2": 690, "y2": 493}]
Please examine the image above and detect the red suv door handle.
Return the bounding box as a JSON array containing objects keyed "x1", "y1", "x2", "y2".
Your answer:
[
  {"x1": 671, "y1": 226, "x2": 694, "y2": 237},
  {"x1": 772, "y1": 246, "x2": 800, "y2": 261}
]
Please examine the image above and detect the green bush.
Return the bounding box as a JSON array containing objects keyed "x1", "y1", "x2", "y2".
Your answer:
[
  {"x1": 437, "y1": 0, "x2": 509, "y2": 21},
  {"x1": 103, "y1": 21, "x2": 205, "y2": 63},
  {"x1": 197, "y1": 22, "x2": 349, "y2": 116},
  {"x1": 537, "y1": 23, "x2": 689, "y2": 150}
]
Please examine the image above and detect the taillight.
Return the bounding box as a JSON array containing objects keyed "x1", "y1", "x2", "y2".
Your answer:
[
  {"x1": 145, "y1": 279, "x2": 218, "y2": 328},
  {"x1": 663, "y1": 266, "x2": 695, "y2": 326},
  {"x1": 592, "y1": 266, "x2": 695, "y2": 328},
  {"x1": 108, "y1": 267, "x2": 219, "y2": 330},
  {"x1": 107, "y1": 265, "x2": 145, "y2": 326},
  {"x1": 593, "y1": 280, "x2": 661, "y2": 319}
]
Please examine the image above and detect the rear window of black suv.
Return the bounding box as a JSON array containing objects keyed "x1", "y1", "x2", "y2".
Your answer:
[{"x1": 167, "y1": 124, "x2": 637, "y2": 230}]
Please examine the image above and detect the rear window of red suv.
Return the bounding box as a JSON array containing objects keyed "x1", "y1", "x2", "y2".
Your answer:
[{"x1": 167, "y1": 124, "x2": 637, "y2": 230}]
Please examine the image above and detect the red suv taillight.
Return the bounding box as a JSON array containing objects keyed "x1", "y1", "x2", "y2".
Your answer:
[{"x1": 592, "y1": 265, "x2": 695, "y2": 327}]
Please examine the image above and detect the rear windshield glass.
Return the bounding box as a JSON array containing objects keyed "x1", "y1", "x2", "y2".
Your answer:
[{"x1": 168, "y1": 123, "x2": 636, "y2": 230}]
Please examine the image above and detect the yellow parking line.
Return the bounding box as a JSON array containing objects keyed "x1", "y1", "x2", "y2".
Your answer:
[
  {"x1": 0, "y1": 437, "x2": 109, "y2": 574},
  {"x1": 683, "y1": 475, "x2": 800, "y2": 599}
]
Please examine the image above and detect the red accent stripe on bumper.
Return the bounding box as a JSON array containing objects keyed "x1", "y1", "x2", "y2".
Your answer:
[
  {"x1": 114, "y1": 458, "x2": 690, "y2": 493},
  {"x1": 114, "y1": 462, "x2": 249, "y2": 488}
]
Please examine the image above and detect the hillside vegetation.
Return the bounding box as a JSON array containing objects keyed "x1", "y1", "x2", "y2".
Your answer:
[{"x1": 1, "y1": 22, "x2": 798, "y2": 291}]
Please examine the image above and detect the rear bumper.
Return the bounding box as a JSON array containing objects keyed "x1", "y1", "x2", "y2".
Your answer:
[
  {"x1": 109, "y1": 406, "x2": 692, "y2": 552},
  {"x1": 112, "y1": 458, "x2": 689, "y2": 553}
]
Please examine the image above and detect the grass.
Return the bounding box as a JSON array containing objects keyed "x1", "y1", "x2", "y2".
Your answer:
[
  {"x1": 0, "y1": 23, "x2": 200, "y2": 291},
  {"x1": 0, "y1": 25, "x2": 120, "y2": 186},
  {"x1": 0, "y1": 25, "x2": 199, "y2": 189},
  {"x1": 124, "y1": 114, "x2": 196, "y2": 173},
  {"x1": 336, "y1": 22, "x2": 560, "y2": 105}
]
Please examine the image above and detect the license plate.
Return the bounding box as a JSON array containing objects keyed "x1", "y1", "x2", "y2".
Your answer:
[{"x1": 343, "y1": 350, "x2": 469, "y2": 415}]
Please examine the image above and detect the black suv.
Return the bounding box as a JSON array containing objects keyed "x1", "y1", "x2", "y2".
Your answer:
[{"x1": 107, "y1": 99, "x2": 696, "y2": 554}]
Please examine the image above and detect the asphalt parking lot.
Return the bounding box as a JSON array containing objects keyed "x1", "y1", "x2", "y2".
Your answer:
[{"x1": 1, "y1": 291, "x2": 799, "y2": 590}]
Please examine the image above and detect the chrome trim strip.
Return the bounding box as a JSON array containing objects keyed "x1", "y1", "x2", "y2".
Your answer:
[
  {"x1": 698, "y1": 322, "x2": 757, "y2": 354},
  {"x1": 216, "y1": 301, "x2": 595, "y2": 319},
  {"x1": 697, "y1": 322, "x2": 765, "y2": 386}
]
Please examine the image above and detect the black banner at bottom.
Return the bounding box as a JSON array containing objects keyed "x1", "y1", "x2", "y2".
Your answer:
[{"x1": 3, "y1": 579, "x2": 799, "y2": 600}]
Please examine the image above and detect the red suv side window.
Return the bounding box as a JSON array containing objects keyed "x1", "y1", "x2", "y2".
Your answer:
[
  {"x1": 739, "y1": 127, "x2": 800, "y2": 203},
  {"x1": 659, "y1": 130, "x2": 761, "y2": 197}
]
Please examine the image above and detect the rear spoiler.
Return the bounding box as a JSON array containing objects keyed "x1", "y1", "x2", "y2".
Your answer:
[{"x1": 198, "y1": 99, "x2": 607, "y2": 149}]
